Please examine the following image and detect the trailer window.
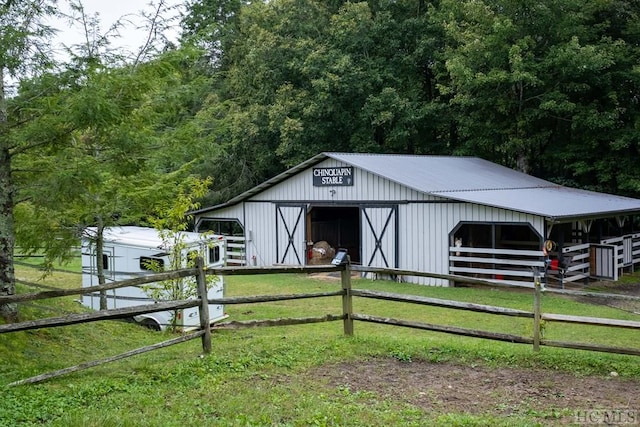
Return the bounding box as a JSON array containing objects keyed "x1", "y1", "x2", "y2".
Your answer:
[
  {"x1": 102, "y1": 254, "x2": 109, "y2": 270},
  {"x1": 140, "y1": 257, "x2": 164, "y2": 271},
  {"x1": 209, "y1": 245, "x2": 221, "y2": 263}
]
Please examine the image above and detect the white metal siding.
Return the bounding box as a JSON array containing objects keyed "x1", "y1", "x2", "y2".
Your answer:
[
  {"x1": 251, "y1": 158, "x2": 435, "y2": 202},
  {"x1": 400, "y1": 202, "x2": 544, "y2": 285},
  {"x1": 243, "y1": 202, "x2": 276, "y2": 266},
  {"x1": 204, "y1": 204, "x2": 244, "y2": 221}
]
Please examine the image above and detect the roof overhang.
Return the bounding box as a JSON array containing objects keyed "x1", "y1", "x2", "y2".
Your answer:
[{"x1": 434, "y1": 186, "x2": 640, "y2": 223}]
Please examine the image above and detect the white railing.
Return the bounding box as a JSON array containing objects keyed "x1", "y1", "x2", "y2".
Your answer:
[
  {"x1": 449, "y1": 246, "x2": 545, "y2": 287},
  {"x1": 601, "y1": 233, "x2": 640, "y2": 270},
  {"x1": 225, "y1": 236, "x2": 247, "y2": 266},
  {"x1": 450, "y1": 233, "x2": 640, "y2": 288},
  {"x1": 560, "y1": 242, "x2": 591, "y2": 284}
]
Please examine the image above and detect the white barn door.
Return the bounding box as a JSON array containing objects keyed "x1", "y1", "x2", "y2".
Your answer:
[
  {"x1": 276, "y1": 204, "x2": 307, "y2": 265},
  {"x1": 361, "y1": 205, "x2": 398, "y2": 268}
]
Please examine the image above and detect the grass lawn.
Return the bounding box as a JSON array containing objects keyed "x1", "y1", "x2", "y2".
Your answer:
[{"x1": 1, "y1": 264, "x2": 639, "y2": 426}]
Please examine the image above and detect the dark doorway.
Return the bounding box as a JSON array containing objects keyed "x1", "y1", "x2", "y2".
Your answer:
[
  {"x1": 451, "y1": 222, "x2": 541, "y2": 250},
  {"x1": 308, "y1": 206, "x2": 361, "y2": 264}
]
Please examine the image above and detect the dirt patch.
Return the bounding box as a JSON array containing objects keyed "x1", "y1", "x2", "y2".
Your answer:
[
  {"x1": 308, "y1": 271, "x2": 360, "y2": 281},
  {"x1": 569, "y1": 281, "x2": 640, "y2": 314},
  {"x1": 310, "y1": 358, "x2": 640, "y2": 425}
]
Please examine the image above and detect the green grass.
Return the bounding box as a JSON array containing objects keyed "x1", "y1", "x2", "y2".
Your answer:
[{"x1": 1, "y1": 266, "x2": 639, "y2": 426}]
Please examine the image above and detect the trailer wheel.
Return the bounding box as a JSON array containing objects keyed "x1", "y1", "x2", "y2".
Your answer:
[{"x1": 139, "y1": 318, "x2": 161, "y2": 331}]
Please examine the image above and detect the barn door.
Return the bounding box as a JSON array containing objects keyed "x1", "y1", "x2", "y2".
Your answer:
[
  {"x1": 276, "y1": 204, "x2": 307, "y2": 265},
  {"x1": 361, "y1": 205, "x2": 398, "y2": 268}
]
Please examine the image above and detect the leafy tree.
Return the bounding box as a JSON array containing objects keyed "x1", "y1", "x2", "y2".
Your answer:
[
  {"x1": 180, "y1": 0, "x2": 640, "y2": 201},
  {"x1": 144, "y1": 177, "x2": 215, "y2": 331},
  {"x1": 12, "y1": 1, "x2": 202, "y2": 311},
  {"x1": 14, "y1": 52, "x2": 212, "y2": 308},
  {"x1": 180, "y1": 0, "x2": 250, "y2": 67},
  {"x1": 181, "y1": 0, "x2": 450, "y2": 204},
  {"x1": 439, "y1": 0, "x2": 640, "y2": 194},
  {"x1": 0, "y1": 0, "x2": 57, "y2": 320}
]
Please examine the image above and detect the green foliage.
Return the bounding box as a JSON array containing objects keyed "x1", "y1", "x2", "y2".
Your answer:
[
  {"x1": 174, "y1": 0, "x2": 640, "y2": 204},
  {"x1": 0, "y1": 0, "x2": 57, "y2": 75},
  {"x1": 437, "y1": 0, "x2": 640, "y2": 187},
  {"x1": 143, "y1": 178, "x2": 215, "y2": 330},
  {"x1": 11, "y1": 47, "x2": 214, "y2": 271},
  {"x1": 180, "y1": 0, "x2": 453, "y2": 205}
]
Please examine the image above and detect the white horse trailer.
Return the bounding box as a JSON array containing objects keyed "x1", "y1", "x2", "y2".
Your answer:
[{"x1": 81, "y1": 226, "x2": 226, "y2": 331}]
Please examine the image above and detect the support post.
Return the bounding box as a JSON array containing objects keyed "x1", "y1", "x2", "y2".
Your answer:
[
  {"x1": 533, "y1": 269, "x2": 542, "y2": 352},
  {"x1": 196, "y1": 257, "x2": 211, "y2": 354},
  {"x1": 341, "y1": 261, "x2": 353, "y2": 336}
]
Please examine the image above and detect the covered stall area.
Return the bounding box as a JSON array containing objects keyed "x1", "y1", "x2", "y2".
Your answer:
[{"x1": 444, "y1": 183, "x2": 640, "y2": 288}]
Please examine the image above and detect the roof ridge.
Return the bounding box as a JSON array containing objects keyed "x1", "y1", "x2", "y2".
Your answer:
[
  {"x1": 326, "y1": 152, "x2": 475, "y2": 159},
  {"x1": 432, "y1": 185, "x2": 560, "y2": 193}
]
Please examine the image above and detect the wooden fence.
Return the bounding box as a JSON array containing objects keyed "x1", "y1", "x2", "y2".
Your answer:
[{"x1": 2, "y1": 260, "x2": 640, "y2": 387}]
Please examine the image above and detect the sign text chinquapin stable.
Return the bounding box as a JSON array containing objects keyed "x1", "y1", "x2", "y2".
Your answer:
[{"x1": 312, "y1": 167, "x2": 354, "y2": 186}]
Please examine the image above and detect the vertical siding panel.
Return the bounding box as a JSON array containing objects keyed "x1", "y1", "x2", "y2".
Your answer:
[
  {"x1": 433, "y1": 204, "x2": 440, "y2": 275},
  {"x1": 402, "y1": 204, "x2": 410, "y2": 271}
]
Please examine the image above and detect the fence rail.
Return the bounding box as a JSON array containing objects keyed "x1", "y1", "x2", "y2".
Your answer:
[
  {"x1": 560, "y1": 242, "x2": 591, "y2": 284},
  {"x1": 448, "y1": 233, "x2": 640, "y2": 287},
  {"x1": 448, "y1": 246, "x2": 545, "y2": 287},
  {"x1": 2, "y1": 261, "x2": 640, "y2": 386}
]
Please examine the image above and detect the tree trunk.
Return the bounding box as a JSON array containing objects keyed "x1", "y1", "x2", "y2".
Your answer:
[
  {"x1": 516, "y1": 152, "x2": 530, "y2": 175},
  {"x1": 96, "y1": 219, "x2": 107, "y2": 310},
  {"x1": 0, "y1": 67, "x2": 17, "y2": 321}
]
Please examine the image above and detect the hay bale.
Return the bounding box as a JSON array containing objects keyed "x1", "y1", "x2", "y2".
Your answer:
[{"x1": 308, "y1": 241, "x2": 336, "y2": 265}]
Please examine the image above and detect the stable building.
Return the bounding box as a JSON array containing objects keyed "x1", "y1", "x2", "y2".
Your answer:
[{"x1": 193, "y1": 152, "x2": 640, "y2": 287}]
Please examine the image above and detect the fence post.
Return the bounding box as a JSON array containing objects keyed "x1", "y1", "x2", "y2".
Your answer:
[
  {"x1": 341, "y1": 260, "x2": 354, "y2": 336},
  {"x1": 533, "y1": 269, "x2": 542, "y2": 352},
  {"x1": 196, "y1": 256, "x2": 212, "y2": 354}
]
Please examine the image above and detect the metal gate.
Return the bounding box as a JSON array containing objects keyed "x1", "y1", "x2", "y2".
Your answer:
[
  {"x1": 590, "y1": 244, "x2": 618, "y2": 280},
  {"x1": 361, "y1": 205, "x2": 398, "y2": 268},
  {"x1": 623, "y1": 235, "x2": 633, "y2": 266},
  {"x1": 275, "y1": 204, "x2": 307, "y2": 265}
]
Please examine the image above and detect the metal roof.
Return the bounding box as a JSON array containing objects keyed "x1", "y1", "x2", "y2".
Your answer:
[
  {"x1": 329, "y1": 153, "x2": 552, "y2": 192},
  {"x1": 193, "y1": 152, "x2": 640, "y2": 222},
  {"x1": 84, "y1": 226, "x2": 213, "y2": 249}
]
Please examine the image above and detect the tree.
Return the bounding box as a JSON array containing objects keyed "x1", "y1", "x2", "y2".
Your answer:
[
  {"x1": 0, "y1": 0, "x2": 57, "y2": 321},
  {"x1": 13, "y1": 50, "x2": 212, "y2": 308},
  {"x1": 144, "y1": 177, "x2": 213, "y2": 331},
  {"x1": 11, "y1": 0, "x2": 201, "y2": 312},
  {"x1": 439, "y1": 0, "x2": 640, "y2": 193},
  {"x1": 180, "y1": 0, "x2": 249, "y2": 67},
  {"x1": 181, "y1": 0, "x2": 450, "y2": 205}
]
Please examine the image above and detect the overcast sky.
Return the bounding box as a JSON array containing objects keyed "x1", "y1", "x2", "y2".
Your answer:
[{"x1": 52, "y1": 0, "x2": 184, "y2": 56}]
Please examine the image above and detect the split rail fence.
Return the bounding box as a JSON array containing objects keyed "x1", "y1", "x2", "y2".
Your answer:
[{"x1": 1, "y1": 260, "x2": 640, "y2": 387}]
